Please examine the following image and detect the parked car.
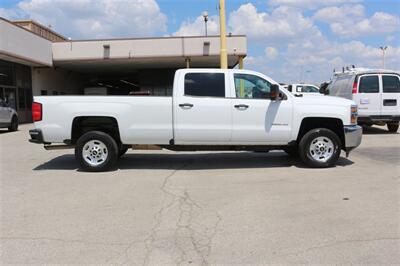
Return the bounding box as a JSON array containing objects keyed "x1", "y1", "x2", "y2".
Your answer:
[
  {"x1": 29, "y1": 68, "x2": 362, "y2": 171},
  {"x1": 0, "y1": 99, "x2": 18, "y2": 131},
  {"x1": 287, "y1": 84, "x2": 320, "y2": 94},
  {"x1": 326, "y1": 68, "x2": 400, "y2": 132}
]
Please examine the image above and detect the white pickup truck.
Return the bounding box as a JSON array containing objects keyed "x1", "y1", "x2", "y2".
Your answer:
[{"x1": 29, "y1": 69, "x2": 362, "y2": 171}]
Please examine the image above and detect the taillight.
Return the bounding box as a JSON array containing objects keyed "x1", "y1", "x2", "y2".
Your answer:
[
  {"x1": 351, "y1": 105, "x2": 358, "y2": 124},
  {"x1": 32, "y1": 102, "x2": 42, "y2": 122},
  {"x1": 352, "y1": 80, "x2": 358, "y2": 94}
]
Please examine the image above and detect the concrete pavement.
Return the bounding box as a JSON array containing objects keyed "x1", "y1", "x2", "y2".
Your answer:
[{"x1": 0, "y1": 124, "x2": 399, "y2": 265}]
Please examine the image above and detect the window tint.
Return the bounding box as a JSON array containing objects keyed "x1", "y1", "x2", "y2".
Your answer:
[
  {"x1": 359, "y1": 75, "x2": 379, "y2": 93},
  {"x1": 303, "y1": 86, "x2": 319, "y2": 93},
  {"x1": 234, "y1": 74, "x2": 272, "y2": 99},
  {"x1": 184, "y1": 73, "x2": 225, "y2": 97},
  {"x1": 383, "y1": 75, "x2": 400, "y2": 93}
]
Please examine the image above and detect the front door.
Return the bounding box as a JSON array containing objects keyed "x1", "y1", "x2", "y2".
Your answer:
[
  {"x1": 0, "y1": 99, "x2": 9, "y2": 123},
  {"x1": 381, "y1": 74, "x2": 400, "y2": 116},
  {"x1": 230, "y1": 73, "x2": 292, "y2": 144},
  {"x1": 174, "y1": 72, "x2": 232, "y2": 144}
]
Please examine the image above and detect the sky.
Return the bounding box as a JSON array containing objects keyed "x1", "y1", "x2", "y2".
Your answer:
[{"x1": 0, "y1": 0, "x2": 399, "y2": 84}]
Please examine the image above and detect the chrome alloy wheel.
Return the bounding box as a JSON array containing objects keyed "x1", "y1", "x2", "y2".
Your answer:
[
  {"x1": 82, "y1": 140, "x2": 108, "y2": 166},
  {"x1": 309, "y1": 136, "x2": 334, "y2": 163}
]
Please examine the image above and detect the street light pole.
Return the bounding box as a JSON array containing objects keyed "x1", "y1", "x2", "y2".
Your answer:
[
  {"x1": 219, "y1": 0, "x2": 228, "y2": 69},
  {"x1": 202, "y1": 11, "x2": 208, "y2": 36},
  {"x1": 379, "y1": 46, "x2": 388, "y2": 69}
]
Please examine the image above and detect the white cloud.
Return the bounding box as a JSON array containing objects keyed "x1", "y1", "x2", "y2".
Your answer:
[
  {"x1": 0, "y1": 0, "x2": 167, "y2": 39},
  {"x1": 275, "y1": 41, "x2": 400, "y2": 83},
  {"x1": 265, "y1": 47, "x2": 278, "y2": 60},
  {"x1": 314, "y1": 5, "x2": 400, "y2": 37},
  {"x1": 173, "y1": 15, "x2": 219, "y2": 36},
  {"x1": 268, "y1": 0, "x2": 361, "y2": 10},
  {"x1": 229, "y1": 3, "x2": 323, "y2": 42}
]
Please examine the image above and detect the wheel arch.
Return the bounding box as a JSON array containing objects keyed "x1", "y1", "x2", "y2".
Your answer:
[
  {"x1": 297, "y1": 117, "x2": 345, "y2": 149},
  {"x1": 71, "y1": 116, "x2": 121, "y2": 145}
]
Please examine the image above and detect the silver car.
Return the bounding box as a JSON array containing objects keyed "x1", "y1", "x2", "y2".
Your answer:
[{"x1": 0, "y1": 99, "x2": 18, "y2": 131}]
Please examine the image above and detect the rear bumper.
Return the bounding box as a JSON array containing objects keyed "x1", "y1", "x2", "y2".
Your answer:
[
  {"x1": 358, "y1": 116, "x2": 400, "y2": 123},
  {"x1": 29, "y1": 129, "x2": 46, "y2": 144},
  {"x1": 344, "y1": 125, "x2": 362, "y2": 155}
]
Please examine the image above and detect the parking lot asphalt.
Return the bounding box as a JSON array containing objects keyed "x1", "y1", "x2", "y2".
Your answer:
[{"x1": 1, "y1": 124, "x2": 399, "y2": 265}]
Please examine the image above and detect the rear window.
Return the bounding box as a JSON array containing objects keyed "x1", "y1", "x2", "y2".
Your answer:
[
  {"x1": 383, "y1": 75, "x2": 400, "y2": 93},
  {"x1": 359, "y1": 75, "x2": 379, "y2": 93},
  {"x1": 184, "y1": 73, "x2": 225, "y2": 97}
]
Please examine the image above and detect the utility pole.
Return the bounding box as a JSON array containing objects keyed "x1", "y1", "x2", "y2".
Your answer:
[
  {"x1": 202, "y1": 11, "x2": 208, "y2": 36},
  {"x1": 380, "y1": 46, "x2": 388, "y2": 69},
  {"x1": 219, "y1": 0, "x2": 228, "y2": 69}
]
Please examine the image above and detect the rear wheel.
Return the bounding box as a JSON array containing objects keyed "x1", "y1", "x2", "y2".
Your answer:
[
  {"x1": 299, "y1": 128, "x2": 341, "y2": 168},
  {"x1": 75, "y1": 131, "x2": 118, "y2": 172},
  {"x1": 8, "y1": 116, "x2": 18, "y2": 132},
  {"x1": 387, "y1": 122, "x2": 399, "y2": 133}
]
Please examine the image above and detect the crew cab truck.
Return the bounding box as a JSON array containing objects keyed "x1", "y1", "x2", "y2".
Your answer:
[{"x1": 29, "y1": 69, "x2": 362, "y2": 172}]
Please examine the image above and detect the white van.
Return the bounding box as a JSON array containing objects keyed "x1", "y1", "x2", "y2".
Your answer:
[{"x1": 326, "y1": 68, "x2": 400, "y2": 132}]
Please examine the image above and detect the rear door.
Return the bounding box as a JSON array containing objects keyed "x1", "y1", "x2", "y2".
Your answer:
[
  {"x1": 173, "y1": 71, "x2": 232, "y2": 144},
  {"x1": 381, "y1": 74, "x2": 400, "y2": 116},
  {"x1": 354, "y1": 74, "x2": 381, "y2": 117}
]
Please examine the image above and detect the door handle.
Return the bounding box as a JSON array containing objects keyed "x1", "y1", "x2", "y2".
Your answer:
[
  {"x1": 179, "y1": 103, "x2": 194, "y2": 108},
  {"x1": 234, "y1": 104, "x2": 249, "y2": 109},
  {"x1": 383, "y1": 99, "x2": 397, "y2": 106}
]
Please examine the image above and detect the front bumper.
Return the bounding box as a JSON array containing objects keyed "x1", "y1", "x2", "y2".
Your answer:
[
  {"x1": 29, "y1": 129, "x2": 46, "y2": 144},
  {"x1": 344, "y1": 125, "x2": 362, "y2": 156}
]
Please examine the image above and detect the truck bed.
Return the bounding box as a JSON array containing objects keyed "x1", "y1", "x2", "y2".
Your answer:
[{"x1": 33, "y1": 96, "x2": 173, "y2": 144}]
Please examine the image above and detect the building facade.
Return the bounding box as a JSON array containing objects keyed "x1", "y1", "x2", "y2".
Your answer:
[{"x1": 0, "y1": 17, "x2": 247, "y2": 122}]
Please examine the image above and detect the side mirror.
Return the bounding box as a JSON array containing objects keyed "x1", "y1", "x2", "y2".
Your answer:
[{"x1": 270, "y1": 84, "x2": 280, "y2": 100}]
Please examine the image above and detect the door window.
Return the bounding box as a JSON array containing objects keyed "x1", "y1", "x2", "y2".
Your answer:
[
  {"x1": 303, "y1": 86, "x2": 319, "y2": 93},
  {"x1": 184, "y1": 73, "x2": 225, "y2": 97},
  {"x1": 234, "y1": 74, "x2": 272, "y2": 99},
  {"x1": 382, "y1": 75, "x2": 400, "y2": 93},
  {"x1": 359, "y1": 75, "x2": 379, "y2": 93}
]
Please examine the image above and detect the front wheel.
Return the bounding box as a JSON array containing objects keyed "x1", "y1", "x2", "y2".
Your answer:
[
  {"x1": 8, "y1": 116, "x2": 18, "y2": 132},
  {"x1": 75, "y1": 131, "x2": 119, "y2": 172},
  {"x1": 387, "y1": 122, "x2": 399, "y2": 133},
  {"x1": 299, "y1": 128, "x2": 341, "y2": 168}
]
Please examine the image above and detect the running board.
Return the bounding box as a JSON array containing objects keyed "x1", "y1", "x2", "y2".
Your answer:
[{"x1": 44, "y1": 145, "x2": 74, "y2": 150}]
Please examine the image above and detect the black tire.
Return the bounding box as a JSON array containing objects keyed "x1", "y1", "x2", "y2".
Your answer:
[
  {"x1": 299, "y1": 128, "x2": 341, "y2": 168},
  {"x1": 75, "y1": 131, "x2": 119, "y2": 172},
  {"x1": 283, "y1": 146, "x2": 298, "y2": 157},
  {"x1": 118, "y1": 145, "x2": 129, "y2": 157},
  {"x1": 387, "y1": 122, "x2": 399, "y2": 133},
  {"x1": 8, "y1": 116, "x2": 18, "y2": 132}
]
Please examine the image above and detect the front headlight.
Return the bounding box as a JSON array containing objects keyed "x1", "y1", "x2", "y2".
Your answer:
[{"x1": 351, "y1": 105, "x2": 358, "y2": 124}]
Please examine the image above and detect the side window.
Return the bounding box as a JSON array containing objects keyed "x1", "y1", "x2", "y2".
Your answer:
[
  {"x1": 359, "y1": 75, "x2": 379, "y2": 93},
  {"x1": 288, "y1": 85, "x2": 292, "y2": 92},
  {"x1": 296, "y1": 86, "x2": 303, "y2": 92},
  {"x1": 234, "y1": 74, "x2": 272, "y2": 99},
  {"x1": 184, "y1": 73, "x2": 225, "y2": 97},
  {"x1": 383, "y1": 75, "x2": 400, "y2": 93},
  {"x1": 304, "y1": 86, "x2": 319, "y2": 93}
]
